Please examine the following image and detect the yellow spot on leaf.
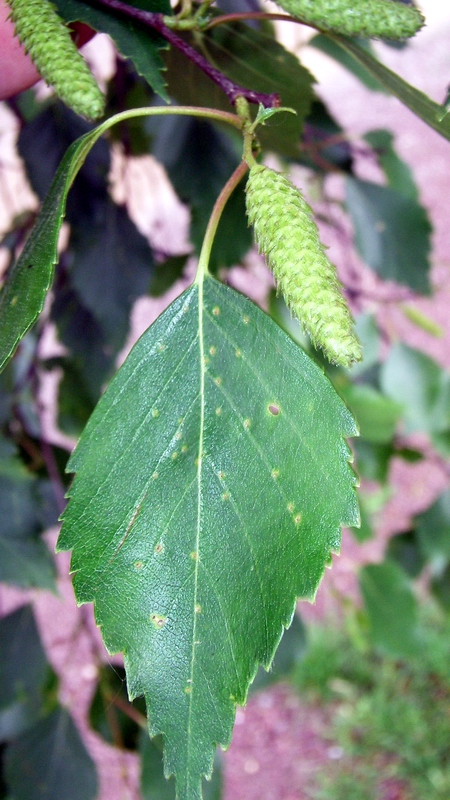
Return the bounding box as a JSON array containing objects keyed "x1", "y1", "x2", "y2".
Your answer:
[
  {"x1": 150, "y1": 613, "x2": 166, "y2": 628},
  {"x1": 212, "y1": 306, "x2": 220, "y2": 316}
]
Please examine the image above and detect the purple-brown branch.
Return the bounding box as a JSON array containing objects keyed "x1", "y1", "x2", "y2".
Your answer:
[{"x1": 87, "y1": 0, "x2": 279, "y2": 108}]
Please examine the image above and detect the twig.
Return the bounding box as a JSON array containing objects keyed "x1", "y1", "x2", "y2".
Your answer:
[{"x1": 87, "y1": 0, "x2": 279, "y2": 107}]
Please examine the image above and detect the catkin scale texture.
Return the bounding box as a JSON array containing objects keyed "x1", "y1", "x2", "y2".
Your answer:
[
  {"x1": 6, "y1": 0, "x2": 105, "y2": 120},
  {"x1": 246, "y1": 164, "x2": 362, "y2": 367},
  {"x1": 273, "y1": 0, "x2": 424, "y2": 39}
]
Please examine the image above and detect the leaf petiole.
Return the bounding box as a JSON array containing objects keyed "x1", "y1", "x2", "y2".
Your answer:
[{"x1": 195, "y1": 160, "x2": 249, "y2": 283}]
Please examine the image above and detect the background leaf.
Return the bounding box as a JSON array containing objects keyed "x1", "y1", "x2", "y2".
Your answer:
[
  {"x1": 309, "y1": 35, "x2": 387, "y2": 93},
  {"x1": 380, "y1": 344, "x2": 450, "y2": 434},
  {"x1": 4, "y1": 708, "x2": 97, "y2": 800},
  {"x1": 0, "y1": 606, "x2": 55, "y2": 742},
  {"x1": 338, "y1": 384, "x2": 402, "y2": 444},
  {"x1": 58, "y1": 276, "x2": 358, "y2": 797},
  {"x1": 54, "y1": 0, "x2": 171, "y2": 99},
  {"x1": 364, "y1": 129, "x2": 418, "y2": 201},
  {"x1": 360, "y1": 560, "x2": 420, "y2": 658},
  {"x1": 415, "y1": 490, "x2": 450, "y2": 562},
  {"x1": 150, "y1": 116, "x2": 250, "y2": 268},
  {"x1": 0, "y1": 449, "x2": 56, "y2": 590},
  {"x1": 164, "y1": 22, "x2": 315, "y2": 158},
  {"x1": 326, "y1": 34, "x2": 450, "y2": 142},
  {"x1": 346, "y1": 177, "x2": 431, "y2": 294}
]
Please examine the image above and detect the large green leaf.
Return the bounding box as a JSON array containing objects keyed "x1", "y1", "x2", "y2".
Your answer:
[
  {"x1": 54, "y1": 0, "x2": 171, "y2": 99},
  {"x1": 345, "y1": 177, "x2": 431, "y2": 294},
  {"x1": 58, "y1": 276, "x2": 358, "y2": 798},
  {"x1": 4, "y1": 707, "x2": 97, "y2": 800},
  {"x1": 326, "y1": 35, "x2": 450, "y2": 142}
]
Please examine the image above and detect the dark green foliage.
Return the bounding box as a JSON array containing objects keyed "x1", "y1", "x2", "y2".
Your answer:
[
  {"x1": 0, "y1": 606, "x2": 54, "y2": 742},
  {"x1": 151, "y1": 116, "x2": 251, "y2": 268},
  {"x1": 164, "y1": 21, "x2": 315, "y2": 158},
  {"x1": 346, "y1": 177, "x2": 431, "y2": 293},
  {"x1": 4, "y1": 708, "x2": 98, "y2": 800},
  {"x1": 0, "y1": 449, "x2": 56, "y2": 590}
]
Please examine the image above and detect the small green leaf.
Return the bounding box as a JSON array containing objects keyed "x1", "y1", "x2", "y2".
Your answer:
[
  {"x1": 380, "y1": 344, "x2": 450, "y2": 435},
  {"x1": 338, "y1": 384, "x2": 402, "y2": 443},
  {"x1": 0, "y1": 124, "x2": 106, "y2": 373},
  {"x1": 346, "y1": 177, "x2": 431, "y2": 294},
  {"x1": 54, "y1": 0, "x2": 171, "y2": 100},
  {"x1": 360, "y1": 561, "x2": 420, "y2": 658},
  {"x1": 4, "y1": 707, "x2": 98, "y2": 800},
  {"x1": 58, "y1": 276, "x2": 358, "y2": 798},
  {"x1": 326, "y1": 34, "x2": 450, "y2": 142}
]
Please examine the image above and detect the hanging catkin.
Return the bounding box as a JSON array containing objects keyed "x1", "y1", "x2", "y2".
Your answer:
[
  {"x1": 246, "y1": 164, "x2": 362, "y2": 367},
  {"x1": 6, "y1": 0, "x2": 105, "y2": 120},
  {"x1": 272, "y1": 0, "x2": 424, "y2": 40}
]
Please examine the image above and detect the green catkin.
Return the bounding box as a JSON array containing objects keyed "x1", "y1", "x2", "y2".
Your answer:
[
  {"x1": 272, "y1": 0, "x2": 424, "y2": 40},
  {"x1": 246, "y1": 164, "x2": 362, "y2": 367},
  {"x1": 6, "y1": 0, "x2": 105, "y2": 120}
]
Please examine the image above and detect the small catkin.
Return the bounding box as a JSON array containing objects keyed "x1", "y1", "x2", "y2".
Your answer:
[
  {"x1": 246, "y1": 164, "x2": 362, "y2": 368},
  {"x1": 272, "y1": 0, "x2": 424, "y2": 40},
  {"x1": 6, "y1": 0, "x2": 105, "y2": 120}
]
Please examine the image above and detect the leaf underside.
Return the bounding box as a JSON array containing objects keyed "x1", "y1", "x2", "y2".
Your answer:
[{"x1": 58, "y1": 276, "x2": 358, "y2": 799}]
